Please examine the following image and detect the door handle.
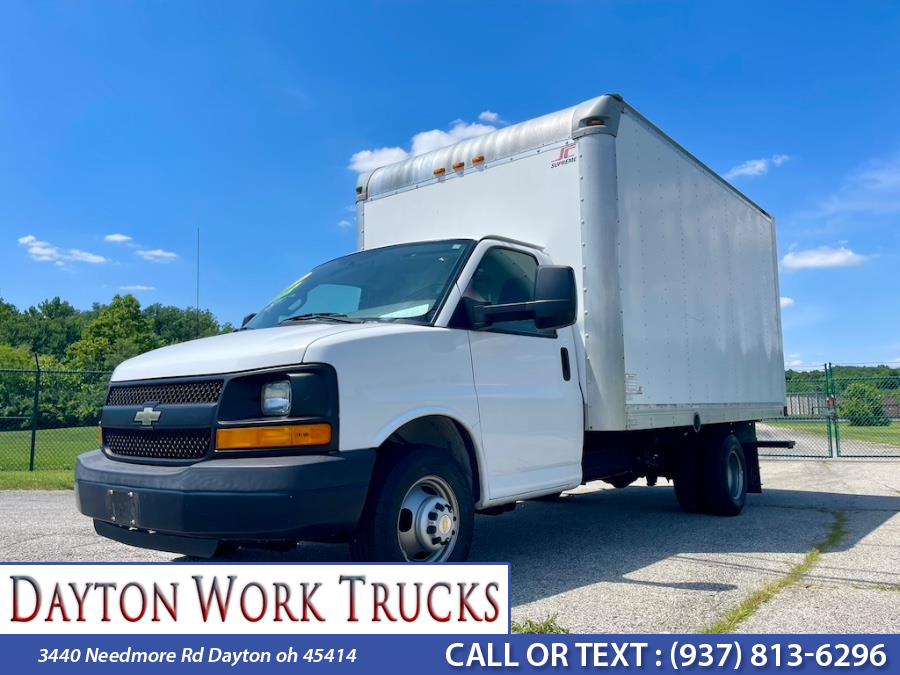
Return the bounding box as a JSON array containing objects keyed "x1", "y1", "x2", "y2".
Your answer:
[{"x1": 560, "y1": 347, "x2": 571, "y2": 381}]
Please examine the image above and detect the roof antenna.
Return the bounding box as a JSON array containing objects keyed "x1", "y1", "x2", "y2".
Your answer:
[{"x1": 195, "y1": 227, "x2": 201, "y2": 339}]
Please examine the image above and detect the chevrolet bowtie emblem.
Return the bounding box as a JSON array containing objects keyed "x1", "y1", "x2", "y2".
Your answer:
[{"x1": 134, "y1": 407, "x2": 162, "y2": 427}]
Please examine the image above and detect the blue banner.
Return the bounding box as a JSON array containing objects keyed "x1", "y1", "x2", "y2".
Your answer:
[{"x1": 2, "y1": 634, "x2": 894, "y2": 673}]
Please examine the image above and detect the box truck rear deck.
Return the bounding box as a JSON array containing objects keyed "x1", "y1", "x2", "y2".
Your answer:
[{"x1": 76, "y1": 94, "x2": 786, "y2": 562}]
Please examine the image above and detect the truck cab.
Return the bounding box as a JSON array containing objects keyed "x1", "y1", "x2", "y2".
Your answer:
[
  {"x1": 76, "y1": 236, "x2": 583, "y2": 562},
  {"x1": 76, "y1": 95, "x2": 785, "y2": 562}
]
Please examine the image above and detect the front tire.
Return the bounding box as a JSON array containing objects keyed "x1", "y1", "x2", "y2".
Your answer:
[{"x1": 350, "y1": 447, "x2": 474, "y2": 562}]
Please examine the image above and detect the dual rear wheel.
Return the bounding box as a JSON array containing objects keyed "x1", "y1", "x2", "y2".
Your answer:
[{"x1": 673, "y1": 433, "x2": 747, "y2": 516}]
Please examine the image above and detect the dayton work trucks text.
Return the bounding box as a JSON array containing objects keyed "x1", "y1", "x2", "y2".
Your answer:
[{"x1": 76, "y1": 95, "x2": 786, "y2": 562}]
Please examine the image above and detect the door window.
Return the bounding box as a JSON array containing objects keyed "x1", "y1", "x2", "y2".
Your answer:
[{"x1": 467, "y1": 248, "x2": 555, "y2": 337}]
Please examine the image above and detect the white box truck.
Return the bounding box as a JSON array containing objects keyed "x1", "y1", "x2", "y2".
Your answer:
[{"x1": 76, "y1": 94, "x2": 786, "y2": 562}]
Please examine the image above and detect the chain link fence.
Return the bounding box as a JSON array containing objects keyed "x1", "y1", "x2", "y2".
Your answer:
[
  {"x1": 1, "y1": 362, "x2": 898, "y2": 472},
  {"x1": 0, "y1": 368, "x2": 110, "y2": 471},
  {"x1": 759, "y1": 363, "x2": 900, "y2": 458},
  {"x1": 757, "y1": 367, "x2": 833, "y2": 458}
]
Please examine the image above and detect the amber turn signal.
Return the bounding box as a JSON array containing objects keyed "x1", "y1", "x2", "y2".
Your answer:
[{"x1": 216, "y1": 423, "x2": 332, "y2": 451}]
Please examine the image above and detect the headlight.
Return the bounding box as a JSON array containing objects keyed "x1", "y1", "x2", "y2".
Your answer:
[{"x1": 261, "y1": 380, "x2": 291, "y2": 416}]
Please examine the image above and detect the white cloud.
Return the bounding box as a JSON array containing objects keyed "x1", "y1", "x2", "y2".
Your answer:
[
  {"x1": 19, "y1": 235, "x2": 60, "y2": 262},
  {"x1": 104, "y1": 233, "x2": 133, "y2": 244},
  {"x1": 336, "y1": 219, "x2": 354, "y2": 229},
  {"x1": 724, "y1": 153, "x2": 791, "y2": 180},
  {"x1": 136, "y1": 248, "x2": 178, "y2": 263},
  {"x1": 120, "y1": 285, "x2": 156, "y2": 292},
  {"x1": 349, "y1": 112, "x2": 505, "y2": 173},
  {"x1": 786, "y1": 353, "x2": 804, "y2": 368},
  {"x1": 819, "y1": 155, "x2": 900, "y2": 216},
  {"x1": 349, "y1": 147, "x2": 410, "y2": 173},
  {"x1": 68, "y1": 249, "x2": 108, "y2": 264},
  {"x1": 17, "y1": 234, "x2": 108, "y2": 265},
  {"x1": 410, "y1": 120, "x2": 497, "y2": 156},
  {"x1": 781, "y1": 245, "x2": 869, "y2": 270},
  {"x1": 780, "y1": 296, "x2": 795, "y2": 309}
]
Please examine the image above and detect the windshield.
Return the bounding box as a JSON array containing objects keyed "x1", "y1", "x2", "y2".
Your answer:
[{"x1": 246, "y1": 239, "x2": 474, "y2": 329}]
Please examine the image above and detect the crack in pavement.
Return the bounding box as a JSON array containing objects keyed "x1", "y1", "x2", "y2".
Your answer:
[{"x1": 702, "y1": 510, "x2": 848, "y2": 634}]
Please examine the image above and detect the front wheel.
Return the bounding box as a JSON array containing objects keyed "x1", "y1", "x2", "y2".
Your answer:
[{"x1": 349, "y1": 447, "x2": 474, "y2": 562}]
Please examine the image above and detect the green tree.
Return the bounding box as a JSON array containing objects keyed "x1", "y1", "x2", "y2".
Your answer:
[
  {"x1": 0, "y1": 298, "x2": 31, "y2": 349},
  {"x1": 841, "y1": 382, "x2": 890, "y2": 427},
  {"x1": 66, "y1": 295, "x2": 162, "y2": 371},
  {"x1": 142, "y1": 303, "x2": 233, "y2": 345},
  {"x1": 0, "y1": 344, "x2": 37, "y2": 430},
  {"x1": 26, "y1": 297, "x2": 91, "y2": 360}
]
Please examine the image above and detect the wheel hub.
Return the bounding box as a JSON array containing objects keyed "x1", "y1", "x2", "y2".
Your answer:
[
  {"x1": 416, "y1": 496, "x2": 456, "y2": 551},
  {"x1": 727, "y1": 449, "x2": 745, "y2": 501},
  {"x1": 397, "y1": 475, "x2": 460, "y2": 562}
]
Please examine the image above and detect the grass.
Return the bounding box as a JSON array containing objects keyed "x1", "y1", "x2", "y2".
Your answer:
[
  {"x1": 0, "y1": 425, "x2": 97, "y2": 471},
  {"x1": 0, "y1": 425, "x2": 96, "y2": 488},
  {"x1": 0, "y1": 470, "x2": 73, "y2": 490},
  {"x1": 703, "y1": 511, "x2": 847, "y2": 634},
  {"x1": 765, "y1": 419, "x2": 900, "y2": 447},
  {"x1": 512, "y1": 615, "x2": 570, "y2": 634}
]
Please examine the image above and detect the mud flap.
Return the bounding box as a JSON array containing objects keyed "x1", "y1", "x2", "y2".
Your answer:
[{"x1": 744, "y1": 444, "x2": 762, "y2": 493}]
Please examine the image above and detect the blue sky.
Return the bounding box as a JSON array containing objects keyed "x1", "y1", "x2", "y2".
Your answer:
[{"x1": 1, "y1": 1, "x2": 899, "y2": 367}]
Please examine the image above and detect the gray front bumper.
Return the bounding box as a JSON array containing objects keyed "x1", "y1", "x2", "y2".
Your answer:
[{"x1": 75, "y1": 449, "x2": 375, "y2": 548}]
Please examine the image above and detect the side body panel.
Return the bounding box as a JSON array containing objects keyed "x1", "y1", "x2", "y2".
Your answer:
[
  {"x1": 577, "y1": 130, "x2": 626, "y2": 430},
  {"x1": 614, "y1": 110, "x2": 786, "y2": 429},
  {"x1": 303, "y1": 324, "x2": 480, "y2": 457}
]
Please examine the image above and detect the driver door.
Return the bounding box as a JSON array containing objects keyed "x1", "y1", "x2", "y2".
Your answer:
[{"x1": 459, "y1": 244, "x2": 583, "y2": 501}]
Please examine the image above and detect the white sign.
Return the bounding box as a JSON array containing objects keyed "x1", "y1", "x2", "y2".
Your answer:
[{"x1": 0, "y1": 564, "x2": 509, "y2": 634}]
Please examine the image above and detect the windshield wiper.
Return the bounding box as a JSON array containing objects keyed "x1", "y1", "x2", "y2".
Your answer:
[{"x1": 279, "y1": 313, "x2": 362, "y2": 325}]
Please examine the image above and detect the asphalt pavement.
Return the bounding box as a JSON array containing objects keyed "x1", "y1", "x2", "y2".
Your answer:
[{"x1": 0, "y1": 460, "x2": 897, "y2": 633}]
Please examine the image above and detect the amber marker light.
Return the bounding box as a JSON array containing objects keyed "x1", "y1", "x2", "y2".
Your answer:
[
  {"x1": 452, "y1": 161, "x2": 465, "y2": 171},
  {"x1": 433, "y1": 167, "x2": 446, "y2": 176},
  {"x1": 216, "y1": 423, "x2": 332, "y2": 451},
  {"x1": 471, "y1": 155, "x2": 485, "y2": 166}
]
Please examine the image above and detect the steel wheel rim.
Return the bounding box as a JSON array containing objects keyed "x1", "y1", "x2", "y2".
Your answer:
[
  {"x1": 726, "y1": 449, "x2": 744, "y2": 501},
  {"x1": 397, "y1": 475, "x2": 459, "y2": 562}
]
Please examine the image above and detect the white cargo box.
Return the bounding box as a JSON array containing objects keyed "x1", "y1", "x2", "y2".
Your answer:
[{"x1": 357, "y1": 94, "x2": 785, "y2": 432}]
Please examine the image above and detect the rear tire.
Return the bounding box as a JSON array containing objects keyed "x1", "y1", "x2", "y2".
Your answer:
[
  {"x1": 702, "y1": 434, "x2": 747, "y2": 516},
  {"x1": 349, "y1": 447, "x2": 474, "y2": 562},
  {"x1": 672, "y1": 445, "x2": 704, "y2": 513}
]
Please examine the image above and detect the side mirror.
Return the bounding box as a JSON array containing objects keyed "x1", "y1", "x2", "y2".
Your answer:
[
  {"x1": 465, "y1": 265, "x2": 577, "y2": 330},
  {"x1": 241, "y1": 313, "x2": 257, "y2": 328},
  {"x1": 533, "y1": 265, "x2": 577, "y2": 329}
]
